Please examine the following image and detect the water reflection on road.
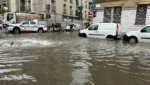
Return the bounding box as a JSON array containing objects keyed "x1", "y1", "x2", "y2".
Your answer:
[{"x1": 0, "y1": 32, "x2": 150, "y2": 85}]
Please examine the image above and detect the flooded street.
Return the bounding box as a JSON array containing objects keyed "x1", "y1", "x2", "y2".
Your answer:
[{"x1": 0, "y1": 32, "x2": 150, "y2": 85}]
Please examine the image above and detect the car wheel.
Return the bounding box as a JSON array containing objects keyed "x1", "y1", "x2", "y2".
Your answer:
[
  {"x1": 13, "y1": 28, "x2": 20, "y2": 34},
  {"x1": 38, "y1": 29, "x2": 44, "y2": 33},
  {"x1": 129, "y1": 37, "x2": 138, "y2": 44},
  {"x1": 82, "y1": 33, "x2": 87, "y2": 38}
]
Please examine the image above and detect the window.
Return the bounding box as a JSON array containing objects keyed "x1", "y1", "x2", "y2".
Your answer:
[
  {"x1": 135, "y1": 4, "x2": 147, "y2": 25},
  {"x1": 141, "y1": 26, "x2": 150, "y2": 33},
  {"x1": 104, "y1": 7, "x2": 112, "y2": 23},
  {"x1": 104, "y1": 6, "x2": 122, "y2": 23},
  {"x1": 88, "y1": 25, "x2": 98, "y2": 30},
  {"x1": 76, "y1": 0, "x2": 79, "y2": 5},
  {"x1": 7, "y1": 14, "x2": 14, "y2": 21},
  {"x1": 22, "y1": 21, "x2": 29, "y2": 25},
  {"x1": 30, "y1": 21, "x2": 36, "y2": 25},
  {"x1": 113, "y1": 7, "x2": 122, "y2": 23}
]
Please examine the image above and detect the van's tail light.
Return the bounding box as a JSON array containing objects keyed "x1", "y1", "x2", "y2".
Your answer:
[{"x1": 116, "y1": 24, "x2": 118, "y2": 33}]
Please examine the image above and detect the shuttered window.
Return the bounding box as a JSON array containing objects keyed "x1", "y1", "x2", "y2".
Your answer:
[
  {"x1": 104, "y1": 6, "x2": 122, "y2": 23},
  {"x1": 135, "y1": 4, "x2": 147, "y2": 25}
]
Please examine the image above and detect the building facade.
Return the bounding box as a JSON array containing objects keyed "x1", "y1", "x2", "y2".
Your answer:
[
  {"x1": 1, "y1": 0, "x2": 92, "y2": 25},
  {"x1": 0, "y1": 0, "x2": 9, "y2": 11},
  {"x1": 94, "y1": 0, "x2": 150, "y2": 32}
]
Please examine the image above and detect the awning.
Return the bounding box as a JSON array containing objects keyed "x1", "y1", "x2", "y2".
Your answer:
[
  {"x1": 137, "y1": 1, "x2": 150, "y2": 5},
  {"x1": 102, "y1": 3, "x2": 123, "y2": 7}
]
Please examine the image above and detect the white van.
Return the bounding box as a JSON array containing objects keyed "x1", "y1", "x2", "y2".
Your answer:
[
  {"x1": 123, "y1": 24, "x2": 150, "y2": 43},
  {"x1": 79, "y1": 23, "x2": 121, "y2": 39}
]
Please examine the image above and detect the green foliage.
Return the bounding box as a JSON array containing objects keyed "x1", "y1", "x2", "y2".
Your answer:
[{"x1": 0, "y1": 8, "x2": 5, "y2": 15}]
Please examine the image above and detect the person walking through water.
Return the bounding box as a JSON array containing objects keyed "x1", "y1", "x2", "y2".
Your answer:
[
  {"x1": 70, "y1": 24, "x2": 74, "y2": 32},
  {"x1": 52, "y1": 22, "x2": 55, "y2": 32},
  {"x1": 86, "y1": 22, "x2": 90, "y2": 28}
]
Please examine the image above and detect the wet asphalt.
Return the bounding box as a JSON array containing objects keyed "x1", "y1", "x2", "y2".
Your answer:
[{"x1": 0, "y1": 32, "x2": 150, "y2": 85}]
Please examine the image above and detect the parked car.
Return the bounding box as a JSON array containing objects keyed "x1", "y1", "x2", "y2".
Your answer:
[
  {"x1": 65, "y1": 24, "x2": 80, "y2": 31},
  {"x1": 123, "y1": 25, "x2": 150, "y2": 43},
  {"x1": 79, "y1": 23, "x2": 121, "y2": 40},
  {"x1": 7, "y1": 21, "x2": 47, "y2": 33}
]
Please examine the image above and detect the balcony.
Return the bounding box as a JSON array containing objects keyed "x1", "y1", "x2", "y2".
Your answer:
[
  {"x1": 63, "y1": 9, "x2": 67, "y2": 14},
  {"x1": 70, "y1": 11, "x2": 73, "y2": 15},
  {"x1": 52, "y1": 6, "x2": 56, "y2": 12}
]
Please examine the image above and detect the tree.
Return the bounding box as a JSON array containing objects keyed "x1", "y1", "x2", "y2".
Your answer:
[{"x1": 0, "y1": 8, "x2": 5, "y2": 15}]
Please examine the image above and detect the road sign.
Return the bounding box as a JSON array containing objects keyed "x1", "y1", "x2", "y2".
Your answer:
[
  {"x1": 91, "y1": 3, "x2": 96, "y2": 9},
  {"x1": 96, "y1": 4, "x2": 101, "y2": 8}
]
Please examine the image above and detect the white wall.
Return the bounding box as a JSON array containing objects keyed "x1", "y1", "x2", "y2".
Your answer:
[
  {"x1": 121, "y1": 8, "x2": 138, "y2": 32},
  {"x1": 94, "y1": 8, "x2": 150, "y2": 32},
  {"x1": 93, "y1": 10, "x2": 104, "y2": 23},
  {"x1": 121, "y1": 8, "x2": 150, "y2": 32},
  {"x1": 146, "y1": 6, "x2": 150, "y2": 25}
]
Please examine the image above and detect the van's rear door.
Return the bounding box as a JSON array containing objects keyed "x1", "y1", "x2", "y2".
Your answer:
[{"x1": 116, "y1": 24, "x2": 122, "y2": 38}]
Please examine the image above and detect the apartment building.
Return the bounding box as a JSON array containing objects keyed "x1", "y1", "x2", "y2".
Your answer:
[
  {"x1": 30, "y1": 0, "x2": 92, "y2": 24},
  {"x1": 0, "y1": 0, "x2": 9, "y2": 10},
  {"x1": 1, "y1": 0, "x2": 91, "y2": 24},
  {"x1": 94, "y1": 0, "x2": 150, "y2": 32},
  {"x1": 0, "y1": 0, "x2": 30, "y2": 12}
]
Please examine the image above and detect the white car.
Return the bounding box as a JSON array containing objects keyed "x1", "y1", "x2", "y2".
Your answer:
[
  {"x1": 123, "y1": 25, "x2": 150, "y2": 43},
  {"x1": 7, "y1": 21, "x2": 47, "y2": 33},
  {"x1": 79, "y1": 23, "x2": 121, "y2": 40},
  {"x1": 66, "y1": 24, "x2": 80, "y2": 31}
]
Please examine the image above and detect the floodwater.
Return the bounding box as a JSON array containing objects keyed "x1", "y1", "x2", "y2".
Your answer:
[{"x1": 0, "y1": 32, "x2": 150, "y2": 85}]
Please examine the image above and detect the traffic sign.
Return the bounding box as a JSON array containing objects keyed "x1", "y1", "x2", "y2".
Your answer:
[{"x1": 91, "y1": 3, "x2": 96, "y2": 9}]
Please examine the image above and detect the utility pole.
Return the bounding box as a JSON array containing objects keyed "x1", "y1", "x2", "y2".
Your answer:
[
  {"x1": 91, "y1": 0, "x2": 94, "y2": 24},
  {"x1": 46, "y1": 4, "x2": 51, "y2": 27},
  {"x1": 78, "y1": 6, "x2": 83, "y2": 29},
  {"x1": 1, "y1": 0, "x2": 4, "y2": 15}
]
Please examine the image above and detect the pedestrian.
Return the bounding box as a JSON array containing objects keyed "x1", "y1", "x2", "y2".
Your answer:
[
  {"x1": 86, "y1": 22, "x2": 90, "y2": 28},
  {"x1": 70, "y1": 24, "x2": 74, "y2": 32},
  {"x1": 55, "y1": 23, "x2": 58, "y2": 31},
  {"x1": 52, "y1": 22, "x2": 55, "y2": 32}
]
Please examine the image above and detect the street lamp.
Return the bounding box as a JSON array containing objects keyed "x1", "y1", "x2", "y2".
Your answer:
[{"x1": 77, "y1": 6, "x2": 83, "y2": 29}]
